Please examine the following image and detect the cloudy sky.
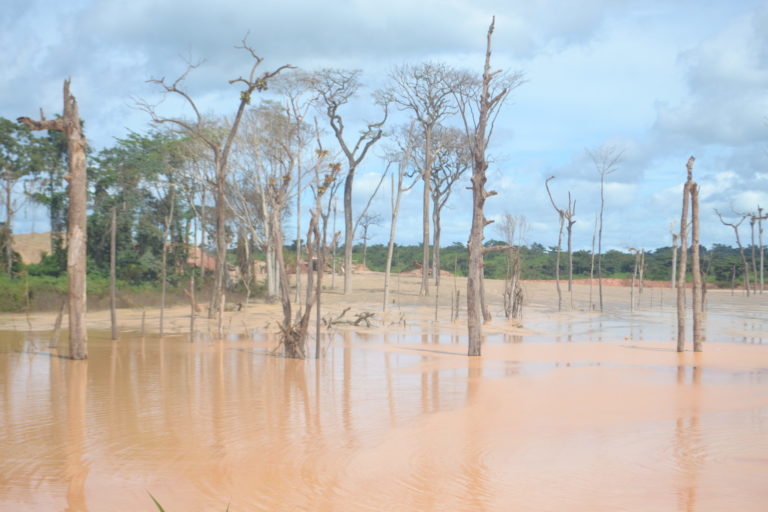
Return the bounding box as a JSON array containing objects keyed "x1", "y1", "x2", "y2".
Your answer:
[{"x1": 3, "y1": 0, "x2": 767, "y2": 250}]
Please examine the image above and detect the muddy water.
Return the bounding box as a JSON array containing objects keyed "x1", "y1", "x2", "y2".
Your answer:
[{"x1": 2, "y1": 312, "x2": 768, "y2": 510}]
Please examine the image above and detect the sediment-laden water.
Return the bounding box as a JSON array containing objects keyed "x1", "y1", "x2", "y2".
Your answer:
[{"x1": 2, "y1": 287, "x2": 767, "y2": 511}]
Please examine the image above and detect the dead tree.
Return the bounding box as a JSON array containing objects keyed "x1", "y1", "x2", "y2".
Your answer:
[
  {"x1": 428, "y1": 126, "x2": 471, "y2": 286},
  {"x1": 109, "y1": 206, "x2": 117, "y2": 340},
  {"x1": 670, "y1": 223, "x2": 679, "y2": 290},
  {"x1": 497, "y1": 213, "x2": 525, "y2": 320},
  {"x1": 758, "y1": 206, "x2": 765, "y2": 293},
  {"x1": 140, "y1": 37, "x2": 292, "y2": 333},
  {"x1": 358, "y1": 212, "x2": 381, "y2": 268},
  {"x1": 744, "y1": 207, "x2": 768, "y2": 294},
  {"x1": 454, "y1": 18, "x2": 524, "y2": 356},
  {"x1": 715, "y1": 209, "x2": 750, "y2": 297},
  {"x1": 587, "y1": 145, "x2": 622, "y2": 312},
  {"x1": 387, "y1": 63, "x2": 457, "y2": 297},
  {"x1": 280, "y1": 153, "x2": 340, "y2": 359},
  {"x1": 676, "y1": 157, "x2": 702, "y2": 352},
  {"x1": 18, "y1": 79, "x2": 88, "y2": 359},
  {"x1": 310, "y1": 69, "x2": 387, "y2": 295},
  {"x1": 158, "y1": 182, "x2": 175, "y2": 337},
  {"x1": 383, "y1": 123, "x2": 418, "y2": 312},
  {"x1": 544, "y1": 176, "x2": 573, "y2": 311},
  {"x1": 269, "y1": 73, "x2": 316, "y2": 306}
]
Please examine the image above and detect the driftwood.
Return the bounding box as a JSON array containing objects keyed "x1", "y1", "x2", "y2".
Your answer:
[{"x1": 322, "y1": 307, "x2": 376, "y2": 328}]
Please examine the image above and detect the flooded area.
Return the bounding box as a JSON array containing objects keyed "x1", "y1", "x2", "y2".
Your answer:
[{"x1": 1, "y1": 278, "x2": 768, "y2": 511}]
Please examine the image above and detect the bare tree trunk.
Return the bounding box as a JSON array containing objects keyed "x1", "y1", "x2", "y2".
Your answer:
[
  {"x1": 110, "y1": 206, "x2": 117, "y2": 341},
  {"x1": 671, "y1": 230, "x2": 679, "y2": 290},
  {"x1": 210, "y1": 174, "x2": 227, "y2": 326},
  {"x1": 19, "y1": 79, "x2": 88, "y2": 360},
  {"x1": 676, "y1": 181, "x2": 690, "y2": 353},
  {"x1": 631, "y1": 249, "x2": 638, "y2": 313},
  {"x1": 567, "y1": 216, "x2": 574, "y2": 295},
  {"x1": 716, "y1": 211, "x2": 751, "y2": 297},
  {"x1": 383, "y1": 202, "x2": 399, "y2": 311},
  {"x1": 589, "y1": 215, "x2": 597, "y2": 310},
  {"x1": 462, "y1": 18, "x2": 523, "y2": 355},
  {"x1": 690, "y1": 179, "x2": 702, "y2": 352},
  {"x1": 432, "y1": 205, "x2": 442, "y2": 287},
  {"x1": 750, "y1": 217, "x2": 757, "y2": 296},
  {"x1": 160, "y1": 187, "x2": 175, "y2": 337},
  {"x1": 295, "y1": 160, "x2": 302, "y2": 305},
  {"x1": 639, "y1": 249, "x2": 645, "y2": 296},
  {"x1": 189, "y1": 214, "x2": 197, "y2": 342},
  {"x1": 759, "y1": 206, "x2": 764, "y2": 293},
  {"x1": 421, "y1": 125, "x2": 433, "y2": 297},
  {"x1": 331, "y1": 204, "x2": 337, "y2": 290},
  {"x1": 200, "y1": 187, "x2": 207, "y2": 283},
  {"x1": 343, "y1": 172, "x2": 354, "y2": 294},
  {"x1": 554, "y1": 217, "x2": 564, "y2": 311},
  {"x1": 598, "y1": 172, "x2": 605, "y2": 312},
  {"x1": 737, "y1": 229, "x2": 750, "y2": 296}
]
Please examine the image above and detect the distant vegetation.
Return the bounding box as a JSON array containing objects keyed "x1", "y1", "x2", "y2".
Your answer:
[{"x1": 0, "y1": 225, "x2": 753, "y2": 312}]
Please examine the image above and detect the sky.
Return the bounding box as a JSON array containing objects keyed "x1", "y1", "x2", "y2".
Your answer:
[{"x1": 2, "y1": 0, "x2": 767, "y2": 251}]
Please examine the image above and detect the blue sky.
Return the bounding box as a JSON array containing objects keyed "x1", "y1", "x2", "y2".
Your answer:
[{"x1": 2, "y1": 0, "x2": 767, "y2": 250}]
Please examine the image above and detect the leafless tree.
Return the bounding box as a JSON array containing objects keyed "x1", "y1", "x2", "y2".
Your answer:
[
  {"x1": 19, "y1": 79, "x2": 88, "y2": 359},
  {"x1": 587, "y1": 145, "x2": 622, "y2": 312},
  {"x1": 670, "y1": 222, "x2": 679, "y2": 290},
  {"x1": 743, "y1": 206, "x2": 768, "y2": 294},
  {"x1": 759, "y1": 206, "x2": 766, "y2": 293},
  {"x1": 427, "y1": 126, "x2": 471, "y2": 286},
  {"x1": 383, "y1": 123, "x2": 418, "y2": 312},
  {"x1": 453, "y1": 18, "x2": 524, "y2": 356},
  {"x1": 715, "y1": 208, "x2": 750, "y2": 296},
  {"x1": 139, "y1": 37, "x2": 292, "y2": 334},
  {"x1": 309, "y1": 69, "x2": 387, "y2": 295},
  {"x1": 277, "y1": 147, "x2": 340, "y2": 358},
  {"x1": 109, "y1": 206, "x2": 117, "y2": 340},
  {"x1": 677, "y1": 157, "x2": 702, "y2": 352},
  {"x1": 358, "y1": 212, "x2": 381, "y2": 268},
  {"x1": 386, "y1": 62, "x2": 457, "y2": 296},
  {"x1": 272, "y1": 72, "x2": 316, "y2": 305},
  {"x1": 628, "y1": 247, "x2": 642, "y2": 312},
  {"x1": 497, "y1": 213, "x2": 525, "y2": 320},
  {"x1": 544, "y1": 176, "x2": 575, "y2": 310},
  {"x1": 589, "y1": 214, "x2": 598, "y2": 310}
]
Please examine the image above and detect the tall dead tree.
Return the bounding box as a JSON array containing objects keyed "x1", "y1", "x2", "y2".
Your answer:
[
  {"x1": 358, "y1": 212, "x2": 381, "y2": 268},
  {"x1": 310, "y1": 69, "x2": 387, "y2": 295},
  {"x1": 544, "y1": 176, "x2": 575, "y2": 310},
  {"x1": 428, "y1": 126, "x2": 471, "y2": 286},
  {"x1": 387, "y1": 63, "x2": 457, "y2": 296},
  {"x1": 497, "y1": 213, "x2": 525, "y2": 320},
  {"x1": 19, "y1": 79, "x2": 88, "y2": 359},
  {"x1": 670, "y1": 223, "x2": 679, "y2": 290},
  {"x1": 140, "y1": 37, "x2": 291, "y2": 332},
  {"x1": 758, "y1": 206, "x2": 765, "y2": 293},
  {"x1": 587, "y1": 145, "x2": 622, "y2": 312},
  {"x1": 454, "y1": 18, "x2": 524, "y2": 356},
  {"x1": 278, "y1": 151, "x2": 340, "y2": 358},
  {"x1": 383, "y1": 123, "x2": 418, "y2": 312},
  {"x1": 272, "y1": 73, "x2": 315, "y2": 305},
  {"x1": 676, "y1": 157, "x2": 702, "y2": 353},
  {"x1": 715, "y1": 209, "x2": 750, "y2": 297},
  {"x1": 109, "y1": 206, "x2": 117, "y2": 340}
]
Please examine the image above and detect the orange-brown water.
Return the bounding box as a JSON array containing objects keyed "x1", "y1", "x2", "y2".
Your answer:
[{"x1": 2, "y1": 278, "x2": 768, "y2": 511}]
